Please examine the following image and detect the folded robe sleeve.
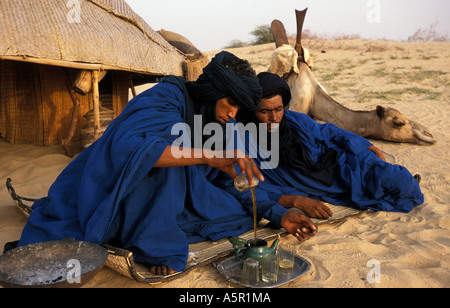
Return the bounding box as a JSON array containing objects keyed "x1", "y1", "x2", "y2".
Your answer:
[
  {"x1": 286, "y1": 110, "x2": 373, "y2": 156},
  {"x1": 317, "y1": 122, "x2": 373, "y2": 155}
]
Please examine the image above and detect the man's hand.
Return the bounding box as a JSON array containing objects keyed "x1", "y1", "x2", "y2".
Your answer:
[
  {"x1": 205, "y1": 149, "x2": 264, "y2": 184},
  {"x1": 155, "y1": 147, "x2": 264, "y2": 184},
  {"x1": 278, "y1": 195, "x2": 333, "y2": 219},
  {"x1": 281, "y1": 211, "x2": 318, "y2": 242}
]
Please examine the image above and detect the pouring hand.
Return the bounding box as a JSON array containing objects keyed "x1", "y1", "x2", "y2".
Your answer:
[
  {"x1": 281, "y1": 211, "x2": 318, "y2": 242},
  {"x1": 205, "y1": 149, "x2": 264, "y2": 184},
  {"x1": 155, "y1": 147, "x2": 263, "y2": 183}
]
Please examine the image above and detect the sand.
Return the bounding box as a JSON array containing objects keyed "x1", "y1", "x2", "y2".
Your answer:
[{"x1": 1, "y1": 39, "x2": 449, "y2": 288}]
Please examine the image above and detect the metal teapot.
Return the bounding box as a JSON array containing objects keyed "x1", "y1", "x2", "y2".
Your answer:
[{"x1": 229, "y1": 237, "x2": 279, "y2": 264}]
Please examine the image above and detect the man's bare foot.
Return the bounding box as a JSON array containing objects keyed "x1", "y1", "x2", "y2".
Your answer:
[
  {"x1": 278, "y1": 195, "x2": 333, "y2": 219},
  {"x1": 150, "y1": 265, "x2": 177, "y2": 276}
]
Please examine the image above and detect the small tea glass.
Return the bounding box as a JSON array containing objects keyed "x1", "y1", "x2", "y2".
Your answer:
[
  {"x1": 261, "y1": 255, "x2": 279, "y2": 284},
  {"x1": 234, "y1": 174, "x2": 259, "y2": 191},
  {"x1": 241, "y1": 258, "x2": 260, "y2": 286},
  {"x1": 278, "y1": 243, "x2": 296, "y2": 269}
]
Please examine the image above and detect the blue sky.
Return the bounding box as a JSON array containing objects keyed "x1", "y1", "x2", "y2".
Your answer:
[{"x1": 125, "y1": 0, "x2": 450, "y2": 51}]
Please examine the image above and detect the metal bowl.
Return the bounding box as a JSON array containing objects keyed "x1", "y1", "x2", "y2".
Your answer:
[{"x1": 0, "y1": 239, "x2": 109, "y2": 288}]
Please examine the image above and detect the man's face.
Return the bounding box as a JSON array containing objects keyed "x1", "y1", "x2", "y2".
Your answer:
[
  {"x1": 215, "y1": 97, "x2": 240, "y2": 125},
  {"x1": 254, "y1": 95, "x2": 284, "y2": 133}
]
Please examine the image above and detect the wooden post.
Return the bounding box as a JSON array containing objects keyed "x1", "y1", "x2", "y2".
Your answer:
[
  {"x1": 62, "y1": 69, "x2": 81, "y2": 157},
  {"x1": 129, "y1": 73, "x2": 137, "y2": 98},
  {"x1": 92, "y1": 70, "x2": 101, "y2": 139}
]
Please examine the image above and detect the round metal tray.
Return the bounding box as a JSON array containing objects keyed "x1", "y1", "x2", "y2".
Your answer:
[{"x1": 214, "y1": 254, "x2": 311, "y2": 288}]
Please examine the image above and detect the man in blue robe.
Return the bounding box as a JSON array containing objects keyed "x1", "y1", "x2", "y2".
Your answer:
[
  {"x1": 230, "y1": 72, "x2": 424, "y2": 219},
  {"x1": 17, "y1": 52, "x2": 317, "y2": 276}
]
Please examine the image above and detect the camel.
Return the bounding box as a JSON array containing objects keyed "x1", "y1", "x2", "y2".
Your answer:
[{"x1": 268, "y1": 9, "x2": 436, "y2": 145}]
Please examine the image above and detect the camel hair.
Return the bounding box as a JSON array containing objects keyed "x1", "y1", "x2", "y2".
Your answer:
[{"x1": 268, "y1": 9, "x2": 436, "y2": 145}]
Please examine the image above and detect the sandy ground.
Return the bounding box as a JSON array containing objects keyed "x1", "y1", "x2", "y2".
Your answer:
[{"x1": 1, "y1": 39, "x2": 449, "y2": 288}]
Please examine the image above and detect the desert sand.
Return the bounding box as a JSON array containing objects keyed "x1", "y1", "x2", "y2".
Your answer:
[{"x1": 1, "y1": 39, "x2": 449, "y2": 288}]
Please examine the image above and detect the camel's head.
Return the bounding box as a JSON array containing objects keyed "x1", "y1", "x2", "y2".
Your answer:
[
  {"x1": 270, "y1": 10, "x2": 313, "y2": 78},
  {"x1": 375, "y1": 106, "x2": 436, "y2": 144},
  {"x1": 269, "y1": 44, "x2": 300, "y2": 77},
  {"x1": 268, "y1": 43, "x2": 315, "y2": 72}
]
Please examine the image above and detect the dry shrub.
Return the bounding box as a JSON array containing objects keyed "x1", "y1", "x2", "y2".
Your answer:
[
  {"x1": 408, "y1": 21, "x2": 449, "y2": 42},
  {"x1": 288, "y1": 29, "x2": 360, "y2": 41},
  {"x1": 363, "y1": 43, "x2": 387, "y2": 53}
]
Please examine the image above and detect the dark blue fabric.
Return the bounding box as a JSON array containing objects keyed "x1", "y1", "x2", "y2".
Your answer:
[
  {"x1": 187, "y1": 51, "x2": 262, "y2": 111},
  {"x1": 257, "y1": 72, "x2": 291, "y2": 106},
  {"x1": 18, "y1": 81, "x2": 256, "y2": 272},
  {"x1": 251, "y1": 110, "x2": 424, "y2": 213}
]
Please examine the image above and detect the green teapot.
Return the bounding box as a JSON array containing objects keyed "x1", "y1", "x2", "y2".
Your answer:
[{"x1": 229, "y1": 237, "x2": 279, "y2": 264}]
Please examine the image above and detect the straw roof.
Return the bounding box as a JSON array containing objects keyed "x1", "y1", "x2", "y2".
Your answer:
[{"x1": 0, "y1": 0, "x2": 184, "y2": 76}]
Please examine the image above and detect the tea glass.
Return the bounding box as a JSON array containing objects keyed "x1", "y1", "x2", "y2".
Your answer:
[
  {"x1": 234, "y1": 174, "x2": 259, "y2": 191},
  {"x1": 278, "y1": 243, "x2": 296, "y2": 269},
  {"x1": 241, "y1": 258, "x2": 260, "y2": 286},
  {"x1": 261, "y1": 255, "x2": 279, "y2": 284}
]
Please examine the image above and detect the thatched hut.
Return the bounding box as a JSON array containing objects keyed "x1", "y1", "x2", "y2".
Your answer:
[{"x1": 0, "y1": 0, "x2": 186, "y2": 155}]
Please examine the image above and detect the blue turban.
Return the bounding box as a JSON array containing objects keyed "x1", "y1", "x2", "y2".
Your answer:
[
  {"x1": 257, "y1": 72, "x2": 291, "y2": 106},
  {"x1": 187, "y1": 51, "x2": 262, "y2": 112},
  {"x1": 160, "y1": 52, "x2": 261, "y2": 145}
]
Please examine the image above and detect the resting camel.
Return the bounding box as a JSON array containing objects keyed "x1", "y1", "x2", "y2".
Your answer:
[{"x1": 269, "y1": 9, "x2": 436, "y2": 145}]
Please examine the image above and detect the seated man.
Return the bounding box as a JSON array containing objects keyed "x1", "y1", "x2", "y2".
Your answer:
[
  {"x1": 17, "y1": 52, "x2": 316, "y2": 276},
  {"x1": 235, "y1": 72, "x2": 424, "y2": 219}
]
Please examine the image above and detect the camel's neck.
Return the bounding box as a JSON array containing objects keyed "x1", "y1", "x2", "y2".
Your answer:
[{"x1": 310, "y1": 88, "x2": 379, "y2": 136}]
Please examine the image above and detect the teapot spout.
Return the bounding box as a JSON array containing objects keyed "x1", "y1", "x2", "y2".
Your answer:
[{"x1": 268, "y1": 238, "x2": 280, "y2": 254}]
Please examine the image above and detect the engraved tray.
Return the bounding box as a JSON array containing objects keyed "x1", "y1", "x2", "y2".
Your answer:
[{"x1": 214, "y1": 255, "x2": 311, "y2": 288}]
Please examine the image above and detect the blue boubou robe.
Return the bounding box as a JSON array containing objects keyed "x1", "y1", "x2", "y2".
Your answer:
[
  {"x1": 17, "y1": 81, "x2": 285, "y2": 272},
  {"x1": 237, "y1": 110, "x2": 424, "y2": 213}
]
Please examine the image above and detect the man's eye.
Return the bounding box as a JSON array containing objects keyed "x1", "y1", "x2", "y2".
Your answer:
[{"x1": 228, "y1": 99, "x2": 237, "y2": 106}]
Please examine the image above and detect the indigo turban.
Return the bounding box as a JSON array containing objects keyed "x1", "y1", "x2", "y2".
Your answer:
[
  {"x1": 187, "y1": 51, "x2": 262, "y2": 112},
  {"x1": 257, "y1": 72, "x2": 291, "y2": 106},
  {"x1": 160, "y1": 52, "x2": 261, "y2": 145}
]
